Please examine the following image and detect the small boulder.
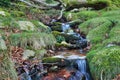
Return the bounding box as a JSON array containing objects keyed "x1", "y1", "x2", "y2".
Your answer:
[
  {"x1": 18, "y1": 21, "x2": 35, "y2": 31},
  {"x1": 22, "y1": 50, "x2": 35, "y2": 60},
  {"x1": 0, "y1": 11, "x2": 6, "y2": 16}
]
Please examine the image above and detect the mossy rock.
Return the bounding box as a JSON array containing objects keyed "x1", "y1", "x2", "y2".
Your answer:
[
  {"x1": 0, "y1": 10, "x2": 10, "y2": 17},
  {"x1": 22, "y1": 49, "x2": 35, "y2": 60},
  {"x1": 9, "y1": 32, "x2": 56, "y2": 49},
  {"x1": 86, "y1": 19, "x2": 112, "y2": 43},
  {"x1": 52, "y1": 31, "x2": 79, "y2": 43},
  {"x1": 79, "y1": 17, "x2": 109, "y2": 34},
  {"x1": 35, "y1": 49, "x2": 47, "y2": 59},
  {"x1": 51, "y1": 25, "x2": 62, "y2": 32},
  {"x1": 101, "y1": 10, "x2": 120, "y2": 17},
  {"x1": 77, "y1": 11, "x2": 99, "y2": 21},
  {"x1": 103, "y1": 22, "x2": 120, "y2": 46},
  {"x1": 17, "y1": 21, "x2": 36, "y2": 31},
  {"x1": 42, "y1": 57, "x2": 62, "y2": 63},
  {"x1": 65, "y1": 11, "x2": 99, "y2": 21},
  {"x1": 87, "y1": 43, "x2": 104, "y2": 61},
  {"x1": 31, "y1": 20, "x2": 50, "y2": 33},
  {"x1": 52, "y1": 31, "x2": 65, "y2": 43},
  {"x1": 55, "y1": 42, "x2": 69, "y2": 48},
  {"x1": 89, "y1": 47, "x2": 120, "y2": 80}
]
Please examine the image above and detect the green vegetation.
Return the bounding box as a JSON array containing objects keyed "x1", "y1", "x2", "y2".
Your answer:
[
  {"x1": 89, "y1": 47, "x2": 120, "y2": 79},
  {"x1": 42, "y1": 57, "x2": 62, "y2": 63},
  {"x1": 0, "y1": 50, "x2": 17, "y2": 80},
  {"x1": 65, "y1": 11, "x2": 99, "y2": 21},
  {"x1": 74, "y1": 3, "x2": 120, "y2": 79},
  {"x1": 9, "y1": 32, "x2": 56, "y2": 49},
  {"x1": 0, "y1": 0, "x2": 120, "y2": 80},
  {"x1": 87, "y1": 19, "x2": 112, "y2": 43}
]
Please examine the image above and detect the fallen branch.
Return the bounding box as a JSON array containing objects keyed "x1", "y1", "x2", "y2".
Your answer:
[
  {"x1": 18, "y1": 0, "x2": 50, "y2": 9},
  {"x1": 57, "y1": 7, "x2": 65, "y2": 20},
  {"x1": 32, "y1": 0, "x2": 59, "y2": 7}
]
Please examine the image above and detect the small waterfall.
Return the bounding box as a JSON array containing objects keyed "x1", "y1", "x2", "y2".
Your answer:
[
  {"x1": 61, "y1": 23, "x2": 70, "y2": 33},
  {"x1": 68, "y1": 59, "x2": 93, "y2": 80}
]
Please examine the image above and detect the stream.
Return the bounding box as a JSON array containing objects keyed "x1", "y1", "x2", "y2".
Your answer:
[
  {"x1": 18, "y1": 21, "x2": 92, "y2": 80},
  {"x1": 42, "y1": 49, "x2": 93, "y2": 80}
]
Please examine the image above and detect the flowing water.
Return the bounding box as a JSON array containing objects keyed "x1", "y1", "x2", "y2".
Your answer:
[
  {"x1": 69, "y1": 59, "x2": 92, "y2": 80},
  {"x1": 62, "y1": 54, "x2": 92, "y2": 80}
]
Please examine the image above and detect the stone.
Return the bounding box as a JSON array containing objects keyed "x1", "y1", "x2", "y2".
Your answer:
[
  {"x1": 0, "y1": 11, "x2": 6, "y2": 16},
  {"x1": 66, "y1": 55, "x2": 86, "y2": 60},
  {"x1": 18, "y1": 21, "x2": 35, "y2": 31},
  {"x1": 22, "y1": 50, "x2": 35, "y2": 60},
  {"x1": 36, "y1": 49, "x2": 47, "y2": 59},
  {"x1": 0, "y1": 36, "x2": 7, "y2": 50}
]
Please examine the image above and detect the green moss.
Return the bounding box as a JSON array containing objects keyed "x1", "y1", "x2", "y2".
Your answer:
[
  {"x1": 87, "y1": 19, "x2": 112, "y2": 43},
  {"x1": 65, "y1": 11, "x2": 99, "y2": 21},
  {"x1": 79, "y1": 17, "x2": 109, "y2": 34},
  {"x1": 42, "y1": 57, "x2": 61, "y2": 63},
  {"x1": 55, "y1": 42, "x2": 69, "y2": 47},
  {"x1": 35, "y1": 49, "x2": 47, "y2": 59},
  {"x1": 51, "y1": 25, "x2": 62, "y2": 32},
  {"x1": 52, "y1": 31, "x2": 65, "y2": 43},
  {"x1": 31, "y1": 20, "x2": 50, "y2": 32},
  {"x1": 0, "y1": 50, "x2": 17, "y2": 80},
  {"x1": 101, "y1": 10, "x2": 120, "y2": 17},
  {"x1": 52, "y1": 31, "x2": 61, "y2": 36},
  {"x1": 103, "y1": 22, "x2": 120, "y2": 45},
  {"x1": 77, "y1": 11, "x2": 99, "y2": 20},
  {"x1": 9, "y1": 32, "x2": 56, "y2": 49},
  {"x1": 0, "y1": 16, "x2": 19, "y2": 29},
  {"x1": 11, "y1": 11, "x2": 25, "y2": 17},
  {"x1": 89, "y1": 47, "x2": 120, "y2": 79}
]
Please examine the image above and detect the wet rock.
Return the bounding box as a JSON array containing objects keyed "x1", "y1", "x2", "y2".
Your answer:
[
  {"x1": 42, "y1": 57, "x2": 61, "y2": 63},
  {"x1": 53, "y1": 55, "x2": 65, "y2": 59},
  {"x1": 66, "y1": 55, "x2": 86, "y2": 60},
  {"x1": 49, "y1": 66, "x2": 58, "y2": 71}
]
